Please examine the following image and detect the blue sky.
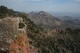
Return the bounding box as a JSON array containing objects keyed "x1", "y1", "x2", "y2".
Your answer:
[{"x1": 0, "y1": 0, "x2": 80, "y2": 13}]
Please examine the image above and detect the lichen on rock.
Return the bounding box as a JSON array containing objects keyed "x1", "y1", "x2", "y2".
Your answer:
[{"x1": 0, "y1": 17, "x2": 30, "y2": 53}]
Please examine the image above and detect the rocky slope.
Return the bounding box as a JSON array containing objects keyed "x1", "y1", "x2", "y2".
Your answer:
[{"x1": 0, "y1": 17, "x2": 30, "y2": 53}]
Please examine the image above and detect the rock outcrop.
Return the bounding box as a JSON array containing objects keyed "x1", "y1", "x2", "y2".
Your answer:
[{"x1": 0, "y1": 17, "x2": 30, "y2": 53}]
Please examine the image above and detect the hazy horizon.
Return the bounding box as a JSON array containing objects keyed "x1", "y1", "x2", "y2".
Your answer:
[
  {"x1": 0, "y1": 0, "x2": 80, "y2": 19},
  {"x1": 0, "y1": 0, "x2": 80, "y2": 12}
]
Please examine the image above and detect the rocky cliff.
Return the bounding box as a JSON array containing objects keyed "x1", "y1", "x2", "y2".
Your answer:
[{"x1": 0, "y1": 17, "x2": 30, "y2": 53}]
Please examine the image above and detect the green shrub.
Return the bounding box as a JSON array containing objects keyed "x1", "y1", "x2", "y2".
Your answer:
[{"x1": 19, "y1": 23, "x2": 25, "y2": 28}]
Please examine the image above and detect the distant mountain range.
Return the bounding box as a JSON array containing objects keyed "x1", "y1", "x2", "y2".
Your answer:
[
  {"x1": 49, "y1": 12, "x2": 80, "y2": 19},
  {"x1": 28, "y1": 11, "x2": 80, "y2": 29}
]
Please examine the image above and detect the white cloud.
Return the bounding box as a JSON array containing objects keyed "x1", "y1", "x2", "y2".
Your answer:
[
  {"x1": 0, "y1": 0, "x2": 24, "y2": 2},
  {"x1": 30, "y1": 0, "x2": 41, "y2": 1},
  {"x1": 73, "y1": 0, "x2": 80, "y2": 2},
  {"x1": 0, "y1": 0, "x2": 52, "y2": 2}
]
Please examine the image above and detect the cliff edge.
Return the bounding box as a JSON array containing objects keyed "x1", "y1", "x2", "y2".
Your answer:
[{"x1": 0, "y1": 17, "x2": 30, "y2": 53}]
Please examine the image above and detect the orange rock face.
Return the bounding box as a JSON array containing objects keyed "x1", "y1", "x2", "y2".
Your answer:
[
  {"x1": 0, "y1": 17, "x2": 30, "y2": 53},
  {"x1": 10, "y1": 35, "x2": 30, "y2": 53}
]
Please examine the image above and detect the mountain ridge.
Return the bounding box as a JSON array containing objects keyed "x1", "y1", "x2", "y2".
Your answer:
[{"x1": 28, "y1": 11, "x2": 80, "y2": 29}]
